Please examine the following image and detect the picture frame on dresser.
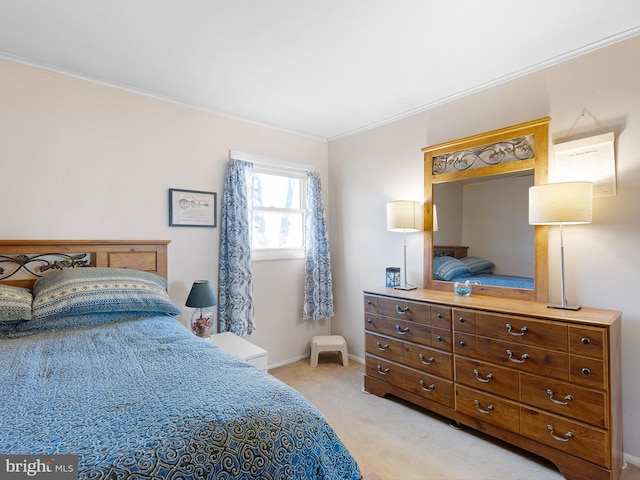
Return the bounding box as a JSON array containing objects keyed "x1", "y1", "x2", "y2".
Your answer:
[{"x1": 169, "y1": 188, "x2": 217, "y2": 227}]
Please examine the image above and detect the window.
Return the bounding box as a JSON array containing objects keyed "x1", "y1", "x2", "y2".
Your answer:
[{"x1": 251, "y1": 164, "x2": 306, "y2": 261}]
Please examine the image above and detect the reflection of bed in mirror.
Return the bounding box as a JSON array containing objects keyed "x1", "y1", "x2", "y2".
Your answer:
[{"x1": 433, "y1": 245, "x2": 534, "y2": 290}]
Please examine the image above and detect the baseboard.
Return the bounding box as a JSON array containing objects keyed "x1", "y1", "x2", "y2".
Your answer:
[
  {"x1": 268, "y1": 353, "x2": 309, "y2": 370},
  {"x1": 349, "y1": 354, "x2": 364, "y2": 365},
  {"x1": 624, "y1": 452, "x2": 640, "y2": 468},
  {"x1": 269, "y1": 352, "x2": 365, "y2": 370}
]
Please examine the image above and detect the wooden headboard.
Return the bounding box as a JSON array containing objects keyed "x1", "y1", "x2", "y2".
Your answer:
[
  {"x1": 433, "y1": 245, "x2": 468, "y2": 259},
  {"x1": 0, "y1": 240, "x2": 170, "y2": 288}
]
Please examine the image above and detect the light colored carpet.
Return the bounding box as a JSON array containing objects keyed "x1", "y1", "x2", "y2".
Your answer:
[{"x1": 270, "y1": 354, "x2": 639, "y2": 480}]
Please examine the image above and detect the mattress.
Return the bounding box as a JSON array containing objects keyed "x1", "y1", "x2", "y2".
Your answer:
[{"x1": 0, "y1": 315, "x2": 362, "y2": 480}]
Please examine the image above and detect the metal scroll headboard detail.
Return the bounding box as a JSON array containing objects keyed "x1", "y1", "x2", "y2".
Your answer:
[
  {"x1": 0, "y1": 253, "x2": 91, "y2": 282},
  {"x1": 432, "y1": 134, "x2": 535, "y2": 175}
]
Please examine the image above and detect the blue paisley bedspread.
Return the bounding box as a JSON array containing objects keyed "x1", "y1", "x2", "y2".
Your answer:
[{"x1": 0, "y1": 316, "x2": 362, "y2": 480}]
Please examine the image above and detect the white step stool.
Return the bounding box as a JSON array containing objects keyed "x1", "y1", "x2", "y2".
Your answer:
[{"x1": 310, "y1": 335, "x2": 349, "y2": 367}]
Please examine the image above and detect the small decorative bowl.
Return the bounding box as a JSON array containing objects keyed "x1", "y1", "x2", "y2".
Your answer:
[{"x1": 454, "y1": 280, "x2": 480, "y2": 296}]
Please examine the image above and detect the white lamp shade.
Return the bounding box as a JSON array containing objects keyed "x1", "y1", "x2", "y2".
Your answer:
[
  {"x1": 529, "y1": 182, "x2": 593, "y2": 225},
  {"x1": 432, "y1": 204, "x2": 439, "y2": 232},
  {"x1": 387, "y1": 201, "x2": 423, "y2": 232}
]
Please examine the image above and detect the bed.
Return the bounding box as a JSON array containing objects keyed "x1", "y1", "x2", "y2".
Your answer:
[
  {"x1": 433, "y1": 245, "x2": 534, "y2": 290},
  {"x1": 0, "y1": 240, "x2": 362, "y2": 480}
]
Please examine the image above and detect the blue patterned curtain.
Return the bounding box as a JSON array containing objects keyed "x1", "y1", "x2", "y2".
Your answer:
[
  {"x1": 303, "y1": 171, "x2": 334, "y2": 320},
  {"x1": 218, "y1": 159, "x2": 256, "y2": 336}
]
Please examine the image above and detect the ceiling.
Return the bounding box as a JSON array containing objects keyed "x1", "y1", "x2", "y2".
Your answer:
[{"x1": 1, "y1": 1, "x2": 640, "y2": 140}]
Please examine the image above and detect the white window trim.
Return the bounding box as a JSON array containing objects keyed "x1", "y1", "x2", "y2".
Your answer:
[
  {"x1": 230, "y1": 150, "x2": 315, "y2": 173},
  {"x1": 230, "y1": 151, "x2": 313, "y2": 262}
]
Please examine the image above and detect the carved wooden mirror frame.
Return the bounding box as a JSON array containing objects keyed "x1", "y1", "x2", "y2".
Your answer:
[{"x1": 422, "y1": 117, "x2": 550, "y2": 302}]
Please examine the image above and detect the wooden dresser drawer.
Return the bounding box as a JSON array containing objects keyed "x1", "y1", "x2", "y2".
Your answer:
[
  {"x1": 455, "y1": 357, "x2": 519, "y2": 400},
  {"x1": 455, "y1": 385, "x2": 520, "y2": 433},
  {"x1": 431, "y1": 306, "x2": 451, "y2": 329},
  {"x1": 404, "y1": 342, "x2": 453, "y2": 379},
  {"x1": 475, "y1": 337, "x2": 569, "y2": 381},
  {"x1": 476, "y1": 312, "x2": 568, "y2": 351},
  {"x1": 521, "y1": 407, "x2": 609, "y2": 467},
  {"x1": 365, "y1": 354, "x2": 403, "y2": 388},
  {"x1": 454, "y1": 332, "x2": 477, "y2": 357},
  {"x1": 377, "y1": 316, "x2": 431, "y2": 344},
  {"x1": 364, "y1": 295, "x2": 378, "y2": 314},
  {"x1": 405, "y1": 367, "x2": 455, "y2": 407},
  {"x1": 431, "y1": 327, "x2": 452, "y2": 352},
  {"x1": 570, "y1": 355, "x2": 606, "y2": 390},
  {"x1": 378, "y1": 297, "x2": 430, "y2": 323},
  {"x1": 365, "y1": 332, "x2": 404, "y2": 363},
  {"x1": 453, "y1": 308, "x2": 476, "y2": 334},
  {"x1": 569, "y1": 326, "x2": 605, "y2": 359},
  {"x1": 520, "y1": 374, "x2": 606, "y2": 428},
  {"x1": 364, "y1": 314, "x2": 378, "y2": 331}
]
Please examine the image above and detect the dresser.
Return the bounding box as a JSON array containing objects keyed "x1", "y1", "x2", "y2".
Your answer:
[{"x1": 363, "y1": 287, "x2": 622, "y2": 480}]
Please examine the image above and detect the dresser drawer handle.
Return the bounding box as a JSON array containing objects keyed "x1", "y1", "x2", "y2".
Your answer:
[
  {"x1": 395, "y1": 325, "x2": 410, "y2": 335},
  {"x1": 581, "y1": 337, "x2": 591, "y2": 345},
  {"x1": 581, "y1": 367, "x2": 591, "y2": 376},
  {"x1": 419, "y1": 354, "x2": 435, "y2": 365},
  {"x1": 458, "y1": 317, "x2": 465, "y2": 323},
  {"x1": 367, "y1": 300, "x2": 373, "y2": 306},
  {"x1": 506, "y1": 323, "x2": 528, "y2": 336},
  {"x1": 395, "y1": 305, "x2": 409, "y2": 315},
  {"x1": 419, "y1": 380, "x2": 436, "y2": 392},
  {"x1": 376, "y1": 341, "x2": 389, "y2": 351},
  {"x1": 473, "y1": 369, "x2": 494, "y2": 383},
  {"x1": 547, "y1": 425, "x2": 573, "y2": 442},
  {"x1": 376, "y1": 365, "x2": 390, "y2": 376},
  {"x1": 436, "y1": 312, "x2": 443, "y2": 319},
  {"x1": 546, "y1": 388, "x2": 574, "y2": 406},
  {"x1": 367, "y1": 318, "x2": 374, "y2": 324},
  {"x1": 506, "y1": 350, "x2": 529, "y2": 363},
  {"x1": 474, "y1": 400, "x2": 494, "y2": 414}
]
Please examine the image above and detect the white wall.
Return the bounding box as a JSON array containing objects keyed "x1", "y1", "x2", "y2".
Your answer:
[
  {"x1": 462, "y1": 175, "x2": 534, "y2": 277},
  {"x1": 0, "y1": 59, "x2": 331, "y2": 367},
  {"x1": 432, "y1": 182, "x2": 463, "y2": 245},
  {"x1": 328, "y1": 35, "x2": 640, "y2": 460}
]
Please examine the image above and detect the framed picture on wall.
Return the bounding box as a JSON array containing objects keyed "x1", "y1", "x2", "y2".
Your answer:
[{"x1": 169, "y1": 189, "x2": 217, "y2": 227}]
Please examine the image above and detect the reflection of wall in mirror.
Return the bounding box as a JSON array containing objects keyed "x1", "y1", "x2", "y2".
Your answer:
[{"x1": 433, "y1": 174, "x2": 534, "y2": 278}]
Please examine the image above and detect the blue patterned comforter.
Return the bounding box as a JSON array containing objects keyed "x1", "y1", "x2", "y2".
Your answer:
[{"x1": 0, "y1": 316, "x2": 362, "y2": 480}]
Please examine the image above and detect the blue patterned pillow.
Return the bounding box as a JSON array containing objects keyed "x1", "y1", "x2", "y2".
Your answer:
[
  {"x1": 32, "y1": 267, "x2": 180, "y2": 320},
  {"x1": 433, "y1": 256, "x2": 471, "y2": 281},
  {"x1": 1, "y1": 312, "x2": 161, "y2": 338},
  {"x1": 0, "y1": 285, "x2": 32, "y2": 322},
  {"x1": 460, "y1": 256, "x2": 495, "y2": 274}
]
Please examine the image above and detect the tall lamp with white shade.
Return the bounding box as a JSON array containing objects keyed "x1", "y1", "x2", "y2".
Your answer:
[
  {"x1": 387, "y1": 200, "x2": 424, "y2": 290},
  {"x1": 529, "y1": 182, "x2": 593, "y2": 310}
]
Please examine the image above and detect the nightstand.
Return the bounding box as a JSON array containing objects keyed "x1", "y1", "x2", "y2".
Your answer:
[{"x1": 207, "y1": 332, "x2": 268, "y2": 371}]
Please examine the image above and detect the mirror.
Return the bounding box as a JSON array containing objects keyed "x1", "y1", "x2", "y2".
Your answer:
[
  {"x1": 422, "y1": 117, "x2": 550, "y2": 302},
  {"x1": 433, "y1": 172, "x2": 535, "y2": 278}
]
